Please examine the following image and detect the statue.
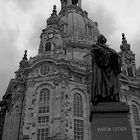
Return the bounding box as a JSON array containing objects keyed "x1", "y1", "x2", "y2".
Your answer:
[{"x1": 91, "y1": 35, "x2": 122, "y2": 105}]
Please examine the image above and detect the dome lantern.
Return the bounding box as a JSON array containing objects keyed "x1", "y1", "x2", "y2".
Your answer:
[{"x1": 60, "y1": 0, "x2": 81, "y2": 9}]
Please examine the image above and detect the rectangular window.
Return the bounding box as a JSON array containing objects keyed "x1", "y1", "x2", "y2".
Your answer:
[
  {"x1": 74, "y1": 102, "x2": 83, "y2": 117},
  {"x1": 37, "y1": 128, "x2": 49, "y2": 140},
  {"x1": 132, "y1": 105, "x2": 140, "y2": 126},
  {"x1": 38, "y1": 116, "x2": 49, "y2": 125},
  {"x1": 136, "y1": 128, "x2": 140, "y2": 140},
  {"x1": 127, "y1": 67, "x2": 134, "y2": 77},
  {"x1": 45, "y1": 42, "x2": 51, "y2": 51},
  {"x1": 74, "y1": 93, "x2": 83, "y2": 117},
  {"x1": 74, "y1": 119, "x2": 84, "y2": 140},
  {"x1": 38, "y1": 105, "x2": 49, "y2": 113}
]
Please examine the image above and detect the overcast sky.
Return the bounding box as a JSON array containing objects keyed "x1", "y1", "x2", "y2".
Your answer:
[{"x1": 0, "y1": 0, "x2": 140, "y2": 99}]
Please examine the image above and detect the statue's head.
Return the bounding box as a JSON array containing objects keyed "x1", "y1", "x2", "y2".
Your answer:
[
  {"x1": 72, "y1": 0, "x2": 78, "y2": 5},
  {"x1": 97, "y1": 34, "x2": 107, "y2": 45}
]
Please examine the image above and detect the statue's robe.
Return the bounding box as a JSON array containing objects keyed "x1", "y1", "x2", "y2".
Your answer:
[{"x1": 91, "y1": 43, "x2": 122, "y2": 101}]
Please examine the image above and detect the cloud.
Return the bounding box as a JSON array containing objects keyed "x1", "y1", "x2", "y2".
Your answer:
[
  {"x1": 87, "y1": 3, "x2": 117, "y2": 37},
  {"x1": 0, "y1": 0, "x2": 55, "y2": 99},
  {"x1": 26, "y1": 15, "x2": 47, "y2": 56},
  {"x1": 13, "y1": 0, "x2": 36, "y2": 12},
  {"x1": 0, "y1": 26, "x2": 21, "y2": 99},
  {"x1": 0, "y1": 0, "x2": 140, "y2": 100},
  {"x1": 130, "y1": 30, "x2": 140, "y2": 67},
  {"x1": 83, "y1": 2, "x2": 120, "y2": 51}
]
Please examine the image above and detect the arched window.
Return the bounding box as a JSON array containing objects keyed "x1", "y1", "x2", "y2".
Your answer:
[
  {"x1": 39, "y1": 88, "x2": 50, "y2": 113},
  {"x1": 39, "y1": 88, "x2": 50, "y2": 102},
  {"x1": 132, "y1": 105, "x2": 140, "y2": 126},
  {"x1": 73, "y1": 93, "x2": 84, "y2": 140},
  {"x1": 127, "y1": 67, "x2": 134, "y2": 77},
  {"x1": 45, "y1": 42, "x2": 51, "y2": 51},
  {"x1": 37, "y1": 88, "x2": 50, "y2": 140},
  {"x1": 74, "y1": 93, "x2": 83, "y2": 117}
]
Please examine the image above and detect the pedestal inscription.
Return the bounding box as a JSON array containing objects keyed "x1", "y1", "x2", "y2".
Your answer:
[{"x1": 90, "y1": 102, "x2": 133, "y2": 140}]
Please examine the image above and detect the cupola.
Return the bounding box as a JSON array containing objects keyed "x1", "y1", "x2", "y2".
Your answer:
[
  {"x1": 59, "y1": 0, "x2": 100, "y2": 45},
  {"x1": 47, "y1": 5, "x2": 60, "y2": 26},
  {"x1": 38, "y1": 0, "x2": 100, "y2": 56}
]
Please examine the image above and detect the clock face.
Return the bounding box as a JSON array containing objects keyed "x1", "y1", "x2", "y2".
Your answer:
[
  {"x1": 125, "y1": 59, "x2": 131, "y2": 64},
  {"x1": 48, "y1": 33, "x2": 54, "y2": 39}
]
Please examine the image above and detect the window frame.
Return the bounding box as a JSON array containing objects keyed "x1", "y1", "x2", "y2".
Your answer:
[
  {"x1": 136, "y1": 128, "x2": 140, "y2": 140},
  {"x1": 45, "y1": 42, "x2": 51, "y2": 51},
  {"x1": 39, "y1": 64, "x2": 51, "y2": 76},
  {"x1": 37, "y1": 128, "x2": 49, "y2": 140},
  {"x1": 38, "y1": 88, "x2": 50, "y2": 114},
  {"x1": 132, "y1": 104, "x2": 140, "y2": 126},
  {"x1": 38, "y1": 116, "x2": 49, "y2": 126},
  {"x1": 73, "y1": 93, "x2": 83, "y2": 117},
  {"x1": 73, "y1": 92, "x2": 84, "y2": 140},
  {"x1": 127, "y1": 67, "x2": 134, "y2": 77}
]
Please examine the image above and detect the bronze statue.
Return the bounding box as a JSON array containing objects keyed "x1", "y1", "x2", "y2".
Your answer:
[{"x1": 91, "y1": 35, "x2": 122, "y2": 105}]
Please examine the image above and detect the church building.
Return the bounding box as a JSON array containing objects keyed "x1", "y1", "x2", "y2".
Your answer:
[{"x1": 0, "y1": 0, "x2": 140, "y2": 140}]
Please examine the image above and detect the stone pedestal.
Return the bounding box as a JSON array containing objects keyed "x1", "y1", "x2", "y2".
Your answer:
[{"x1": 90, "y1": 102, "x2": 133, "y2": 140}]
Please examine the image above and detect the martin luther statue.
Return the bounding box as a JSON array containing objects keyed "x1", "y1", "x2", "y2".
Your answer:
[{"x1": 91, "y1": 34, "x2": 122, "y2": 105}]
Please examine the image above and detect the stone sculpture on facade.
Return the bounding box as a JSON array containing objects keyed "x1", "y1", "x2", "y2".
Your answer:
[{"x1": 91, "y1": 34, "x2": 122, "y2": 104}]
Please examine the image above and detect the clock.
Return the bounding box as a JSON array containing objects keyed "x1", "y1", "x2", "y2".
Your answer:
[
  {"x1": 48, "y1": 33, "x2": 54, "y2": 39},
  {"x1": 125, "y1": 59, "x2": 131, "y2": 65}
]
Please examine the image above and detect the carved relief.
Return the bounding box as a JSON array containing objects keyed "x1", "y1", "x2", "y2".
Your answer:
[
  {"x1": 53, "y1": 67, "x2": 69, "y2": 86},
  {"x1": 52, "y1": 32, "x2": 64, "y2": 54},
  {"x1": 63, "y1": 35, "x2": 96, "y2": 45},
  {"x1": 27, "y1": 80, "x2": 35, "y2": 87}
]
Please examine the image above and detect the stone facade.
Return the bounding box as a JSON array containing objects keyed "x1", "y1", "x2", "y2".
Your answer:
[{"x1": 0, "y1": 0, "x2": 140, "y2": 140}]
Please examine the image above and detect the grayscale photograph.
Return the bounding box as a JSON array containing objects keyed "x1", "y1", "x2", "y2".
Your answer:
[{"x1": 0, "y1": 0, "x2": 140, "y2": 140}]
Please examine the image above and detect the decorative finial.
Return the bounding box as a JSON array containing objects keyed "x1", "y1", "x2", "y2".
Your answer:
[
  {"x1": 122, "y1": 33, "x2": 126, "y2": 41},
  {"x1": 23, "y1": 50, "x2": 28, "y2": 60},
  {"x1": 52, "y1": 5, "x2": 57, "y2": 15},
  {"x1": 122, "y1": 33, "x2": 127, "y2": 44},
  {"x1": 47, "y1": 5, "x2": 59, "y2": 25},
  {"x1": 120, "y1": 33, "x2": 131, "y2": 52},
  {"x1": 19, "y1": 50, "x2": 28, "y2": 68}
]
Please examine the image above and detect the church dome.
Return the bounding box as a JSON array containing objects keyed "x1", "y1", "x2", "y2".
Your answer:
[
  {"x1": 38, "y1": 0, "x2": 100, "y2": 55},
  {"x1": 58, "y1": 0, "x2": 100, "y2": 45}
]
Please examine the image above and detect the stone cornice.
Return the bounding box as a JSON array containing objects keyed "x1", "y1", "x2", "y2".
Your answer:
[{"x1": 25, "y1": 55, "x2": 88, "y2": 75}]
